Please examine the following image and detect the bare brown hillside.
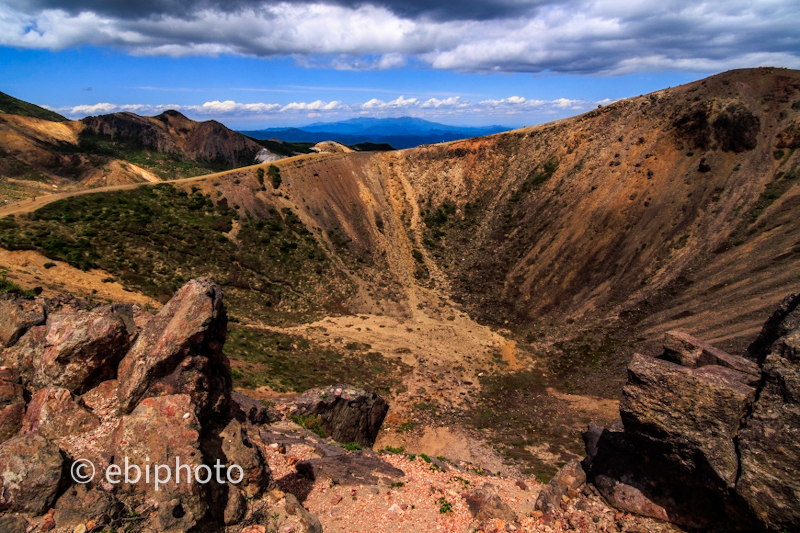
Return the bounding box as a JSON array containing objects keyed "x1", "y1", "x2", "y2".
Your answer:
[
  {"x1": 245, "y1": 67, "x2": 800, "y2": 388},
  {"x1": 81, "y1": 109, "x2": 267, "y2": 168}
]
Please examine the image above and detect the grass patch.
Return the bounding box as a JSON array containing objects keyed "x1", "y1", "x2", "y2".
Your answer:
[
  {"x1": 466, "y1": 367, "x2": 589, "y2": 482},
  {"x1": 748, "y1": 168, "x2": 799, "y2": 222},
  {"x1": 521, "y1": 158, "x2": 559, "y2": 192},
  {"x1": 226, "y1": 327, "x2": 411, "y2": 393},
  {"x1": 290, "y1": 414, "x2": 327, "y2": 438},
  {"x1": 0, "y1": 91, "x2": 68, "y2": 122},
  {"x1": 552, "y1": 333, "x2": 623, "y2": 377},
  {"x1": 0, "y1": 269, "x2": 36, "y2": 297},
  {"x1": 0, "y1": 184, "x2": 349, "y2": 324},
  {"x1": 398, "y1": 421, "x2": 418, "y2": 433}
]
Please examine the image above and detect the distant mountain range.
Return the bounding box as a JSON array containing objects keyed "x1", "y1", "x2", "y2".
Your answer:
[{"x1": 240, "y1": 117, "x2": 512, "y2": 149}]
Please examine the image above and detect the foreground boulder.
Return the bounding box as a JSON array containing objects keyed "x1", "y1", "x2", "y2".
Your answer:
[
  {"x1": 296, "y1": 453, "x2": 404, "y2": 486},
  {"x1": 112, "y1": 394, "x2": 209, "y2": 533},
  {"x1": 584, "y1": 297, "x2": 800, "y2": 531},
  {"x1": 464, "y1": 486, "x2": 519, "y2": 529},
  {"x1": 21, "y1": 386, "x2": 100, "y2": 439},
  {"x1": 202, "y1": 417, "x2": 271, "y2": 526},
  {"x1": 1, "y1": 304, "x2": 135, "y2": 394},
  {"x1": 736, "y1": 296, "x2": 800, "y2": 530},
  {"x1": 620, "y1": 353, "x2": 755, "y2": 489},
  {"x1": 0, "y1": 434, "x2": 64, "y2": 514},
  {"x1": 284, "y1": 384, "x2": 389, "y2": 447},
  {"x1": 0, "y1": 368, "x2": 25, "y2": 443},
  {"x1": 534, "y1": 459, "x2": 586, "y2": 514},
  {"x1": 117, "y1": 278, "x2": 230, "y2": 421},
  {"x1": 231, "y1": 391, "x2": 280, "y2": 425},
  {"x1": 0, "y1": 296, "x2": 46, "y2": 348}
]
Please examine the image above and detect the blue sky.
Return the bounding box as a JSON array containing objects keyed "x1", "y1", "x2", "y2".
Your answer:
[{"x1": 1, "y1": 0, "x2": 798, "y2": 129}]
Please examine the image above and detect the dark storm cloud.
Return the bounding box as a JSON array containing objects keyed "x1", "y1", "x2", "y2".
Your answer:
[
  {"x1": 5, "y1": 0, "x2": 552, "y2": 21},
  {"x1": 1, "y1": 0, "x2": 798, "y2": 74}
]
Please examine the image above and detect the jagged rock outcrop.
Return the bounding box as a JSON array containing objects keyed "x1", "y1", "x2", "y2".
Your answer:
[
  {"x1": 231, "y1": 391, "x2": 280, "y2": 425},
  {"x1": 463, "y1": 486, "x2": 519, "y2": 529},
  {"x1": 736, "y1": 295, "x2": 800, "y2": 531},
  {"x1": 0, "y1": 278, "x2": 331, "y2": 532},
  {"x1": 621, "y1": 353, "x2": 755, "y2": 489},
  {"x1": 81, "y1": 110, "x2": 275, "y2": 168},
  {"x1": 201, "y1": 417, "x2": 271, "y2": 526},
  {"x1": 113, "y1": 394, "x2": 209, "y2": 532},
  {"x1": 284, "y1": 384, "x2": 389, "y2": 447},
  {"x1": 582, "y1": 297, "x2": 800, "y2": 531},
  {"x1": 117, "y1": 277, "x2": 231, "y2": 421}
]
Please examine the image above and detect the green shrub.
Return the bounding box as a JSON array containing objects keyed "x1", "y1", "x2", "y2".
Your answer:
[
  {"x1": 384, "y1": 446, "x2": 405, "y2": 454},
  {"x1": 256, "y1": 167, "x2": 265, "y2": 186},
  {"x1": 340, "y1": 442, "x2": 362, "y2": 451},
  {"x1": 268, "y1": 165, "x2": 282, "y2": 189}
]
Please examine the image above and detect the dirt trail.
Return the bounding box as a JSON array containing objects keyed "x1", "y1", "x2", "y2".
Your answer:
[{"x1": 0, "y1": 152, "x2": 324, "y2": 217}]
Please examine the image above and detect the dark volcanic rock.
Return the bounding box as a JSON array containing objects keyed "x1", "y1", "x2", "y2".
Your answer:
[
  {"x1": 0, "y1": 280, "x2": 297, "y2": 531},
  {"x1": 216, "y1": 419, "x2": 269, "y2": 497},
  {"x1": 581, "y1": 423, "x2": 722, "y2": 528},
  {"x1": 585, "y1": 294, "x2": 800, "y2": 531},
  {"x1": 0, "y1": 296, "x2": 46, "y2": 348},
  {"x1": 661, "y1": 329, "x2": 759, "y2": 377},
  {"x1": 202, "y1": 417, "x2": 270, "y2": 526},
  {"x1": 285, "y1": 384, "x2": 389, "y2": 447},
  {"x1": 54, "y1": 484, "x2": 122, "y2": 529},
  {"x1": 296, "y1": 453, "x2": 404, "y2": 485},
  {"x1": 0, "y1": 515, "x2": 28, "y2": 533},
  {"x1": 620, "y1": 353, "x2": 755, "y2": 489},
  {"x1": 231, "y1": 391, "x2": 279, "y2": 425},
  {"x1": 736, "y1": 321, "x2": 800, "y2": 531},
  {"x1": 1, "y1": 324, "x2": 45, "y2": 387},
  {"x1": 0, "y1": 367, "x2": 25, "y2": 443},
  {"x1": 117, "y1": 278, "x2": 230, "y2": 421},
  {"x1": 0, "y1": 434, "x2": 64, "y2": 514},
  {"x1": 743, "y1": 292, "x2": 800, "y2": 364},
  {"x1": 712, "y1": 102, "x2": 760, "y2": 152}
]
